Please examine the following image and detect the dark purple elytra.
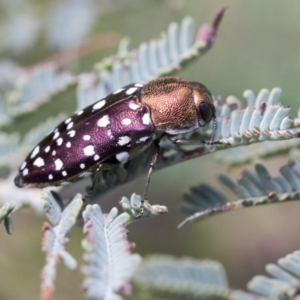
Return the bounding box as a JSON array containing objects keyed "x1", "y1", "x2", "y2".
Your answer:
[{"x1": 15, "y1": 76, "x2": 215, "y2": 189}]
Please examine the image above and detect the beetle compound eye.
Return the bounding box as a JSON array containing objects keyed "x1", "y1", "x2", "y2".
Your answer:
[{"x1": 199, "y1": 101, "x2": 213, "y2": 123}]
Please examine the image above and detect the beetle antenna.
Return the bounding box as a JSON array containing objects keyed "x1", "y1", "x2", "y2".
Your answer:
[{"x1": 202, "y1": 115, "x2": 220, "y2": 146}]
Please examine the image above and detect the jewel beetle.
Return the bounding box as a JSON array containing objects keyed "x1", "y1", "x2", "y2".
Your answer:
[{"x1": 14, "y1": 76, "x2": 216, "y2": 216}]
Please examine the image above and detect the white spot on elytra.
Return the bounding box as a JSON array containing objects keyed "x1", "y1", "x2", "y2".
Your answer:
[
  {"x1": 54, "y1": 128, "x2": 58, "y2": 133},
  {"x1": 113, "y1": 88, "x2": 123, "y2": 94},
  {"x1": 94, "y1": 154, "x2": 100, "y2": 161},
  {"x1": 62, "y1": 170, "x2": 67, "y2": 177},
  {"x1": 48, "y1": 174, "x2": 53, "y2": 180},
  {"x1": 93, "y1": 100, "x2": 106, "y2": 110},
  {"x1": 135, "y1": 83, "x2": 144, "y2": 87},
  {"x1": 52, "y1": 150, "x2": 56, "y2": 156},
  {"x1": 45, "y1": 146, "x2": 50, "y2": 153},
  {"x1": 80, "y1": 163, "x2": 85, "y2": 169},
  {"x1": 66, "y1": 142, "x2": 71, "y2": 148},
  {"x1": 139, "y1": 136, "x2": 150, "y2": 143},
  {"x1": 33, "y1": 157, "x2": 45, "y2": 167},
  {"x1": 30, "y1": 146, "x2": 40, "y2": 159},
  {"x1": 22, "y1": 168, "x2": 29, "y2": 176},
  {"x1": 20, "y1": 161, "x2": 26, "y2": 170},
  {"x1": 55, "y1": 158, "x2": 63, "y2": 170},
  {"x1": 126, "y1": 87, "x2": 137, "y2": 95},
  {"x1": 116, "y1": 151, "x2": 129, "y2": 163},
  {"x1": 122, "y1": 118, "x2": 132, "y2": 125},
  {"x1": 129, "y1": 102, "x2": 140, "y2": 110},
  {"x1": 83, "y1": 145, "x2": 95, "y2": 156},
  {"x1": 118, "y1": 136, "x2": 131, "y2": 146},
  {"x1": 83, "y1": 135, "x2": 90, "y2": 141},
  {"x1": 53, "y1": 131, "x2": 60, "y2": 140},
  {"x1": 66, "y1": 122, "x2": 73, "y2": 130},
  {"x1": 65, "y1": 118, "x2": 72, "y2": 124},
  {"x1": 77, "y1": 110, "x2": 83, "y2": 115},
  {"x1": 67, "y1": 130, "x2": 76, "y2": 137},
  {"x1": 142, "y1": 113, "x2": 151, "y2": 125},
  {"x1": 107, "y1": 130, "x2": 113, "y2": 138},
  {"x1": 97, "y1": 115, "x2": 110, "y2": 127},
  {"x1": 57, "y1": 138, "x2": 63, "y2": 146}
]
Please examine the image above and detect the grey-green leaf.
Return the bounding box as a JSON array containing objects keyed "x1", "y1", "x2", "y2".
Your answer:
[
  {"x1": 134, "y1": 255, "x2": 229, "y2": 299},
  {"x1": 82, "y1": 204, "x2": 141, "y2": 300}
]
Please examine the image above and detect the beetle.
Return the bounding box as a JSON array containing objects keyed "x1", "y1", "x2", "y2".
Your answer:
[{"x1": 14, "y1": 76, "x2": 216, "y2": 217}]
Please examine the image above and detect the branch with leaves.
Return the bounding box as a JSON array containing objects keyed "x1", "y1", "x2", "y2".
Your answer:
[
  {"x1": 179, "y1": 149, "x2": 300, "y2": 227},
  {"x1": 133, "y1": 250, "x2": 300, "y2": 300}
]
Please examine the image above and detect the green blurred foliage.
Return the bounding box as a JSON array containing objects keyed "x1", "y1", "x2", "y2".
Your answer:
[{"x1": 1, "y1": 1, "x2": 300, "y2": 299}]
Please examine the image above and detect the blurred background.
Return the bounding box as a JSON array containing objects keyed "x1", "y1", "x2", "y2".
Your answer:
[{"x1": 1, "y1": 0, "x2": 300, "y2": 299}]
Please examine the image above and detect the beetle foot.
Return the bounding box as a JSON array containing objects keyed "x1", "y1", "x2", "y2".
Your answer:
[{"x1": 135, "y1": 200, "x2": 145, "y2": 219}]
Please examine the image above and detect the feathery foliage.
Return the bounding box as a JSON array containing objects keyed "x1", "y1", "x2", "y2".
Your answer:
[
  {"x1": 0, "y1": 201, "x2": 15, "y2": 234},
  {"x1": 133, "y1": 250, "x2": 300, "y2": 300},
  {"x1": 40, "y1": 191, "x2": 83, "y2": 300},
  {"x1": 1, "y1": 3, "x2": 300, "y2": 300},
  {"x1": 134, "y1": 255, "x2": 229, "y2": 299},
  {"x1": 82, "y1": 204, "x2": 141, "y2": 300},
  {"x1": 179, "y1": 149, "x2": 300, "y2": 227},
  {"x1": 77, "y1": 9, "x2": 225, "y2": 109},
  {"x1": 215, "y1": 88, "x2": 300, "y2": 167},
  {"x1": 248, "y1": 250, "x2": 300, "y2": 299}
]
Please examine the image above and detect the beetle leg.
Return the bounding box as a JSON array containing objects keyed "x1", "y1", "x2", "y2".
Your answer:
[
  {"x1": 84, "y1": 162, "x2": 124, "y2": 201},
  {"x1": 135, "y1": 143, "x2": 159, "y2": 219},
  {"x1": 168, "y1": 135, "x2": 223, "y2": 145},
  {"x1": 83, "y1": 165, "x2": 103, "y2": 201}
]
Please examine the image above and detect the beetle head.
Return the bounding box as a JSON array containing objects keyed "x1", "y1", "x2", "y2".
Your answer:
[{"x1": 141, "y1": 76, "x2": 215, "y2": 136}]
